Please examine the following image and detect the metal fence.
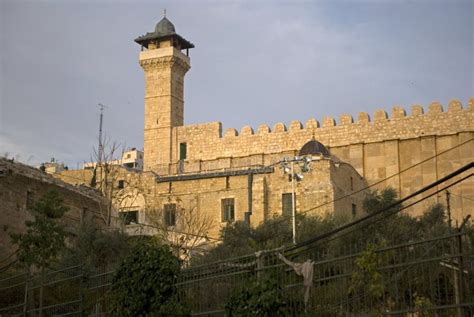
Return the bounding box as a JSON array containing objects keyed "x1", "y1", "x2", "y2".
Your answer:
[
  {"x1": 1, "y1": 231, "x2": 472, "y2": 316},
  {"x1": 0, "y1": 265, "x2": 114, "y2": 316},
  {"x1": 176, "y1": 230, "x2": 474, "y2": 316}
]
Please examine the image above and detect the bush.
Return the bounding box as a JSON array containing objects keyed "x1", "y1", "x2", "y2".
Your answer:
[
  {"x1": 109, "y1": 241, "x2": 190, "y2": 316},
  {"x1": 225, "y1": 275, "x2": 293, "y2": 317}
]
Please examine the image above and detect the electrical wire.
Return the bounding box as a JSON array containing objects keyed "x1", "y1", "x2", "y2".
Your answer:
[
  {"x1": 270, "y1": 137, "x2": 473, "y2": 227},
  {"x1": 318, "y1": 172, "x2": 473, "y2": 248},
  {"x1": 3, "y1": 138, "x2": 472, "y2": 251},
  {"x1": 449, "y1": 192, "x2": 474, "y2": 203},
  {"x1": 285, "y1": 163, "x2": 473, "y2": 252},
  {"x1": 87, "y1": 208, "x2": 222, "y2": 242}
]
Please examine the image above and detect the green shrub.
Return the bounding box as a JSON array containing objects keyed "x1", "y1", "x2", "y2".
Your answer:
[{"x1": 109, "y1": 241, "x2": 190, "y2": 316}]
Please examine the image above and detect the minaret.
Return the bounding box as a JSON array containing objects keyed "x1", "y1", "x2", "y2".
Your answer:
[{"x1": 135, "y1": 13, "x2": 194, "y2": 172}]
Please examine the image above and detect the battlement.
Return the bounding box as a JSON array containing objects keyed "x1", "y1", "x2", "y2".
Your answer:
[
  {"x1": 172, "y1": 98, "x2": 473, "y2": 164},
  {"x1": 221, "y1": 98, "x2": 473, "y2": 138}
]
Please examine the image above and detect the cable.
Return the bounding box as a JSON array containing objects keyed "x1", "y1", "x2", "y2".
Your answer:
[
  {"x1": 285, "y1": 163, "x2": 473, "y2": 252},
  {"x1": 270, "y1": 138, "x2": 473, "y2": 227},
  {"x1": 0, "y1": 259, "x2": 18, "y2": 274},
  {"x1": 84, "y1": 208, "x2": 221, "y2": 242},
  {"x1": 95, "y1": 138, "x2": 473, "y2": 245},
  {"x1": 4, "y1": 138, "x2": 473, "y2": 249},
  {"x1": 3, "y1": 180, "x2": 223, "y2": 242},
  {"x1": 449, "y1": 192, "x2": 474, "y2": 203},
  {"x1": 0, "y1": 250, "x2": 18, "y2": 265},
  {"x1": 319, "y1": 172, "x2": 473, "y2": 248}
]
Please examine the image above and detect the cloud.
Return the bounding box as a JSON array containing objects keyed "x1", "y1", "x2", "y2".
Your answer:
[{"x1": 1, "y1": 0, "x2": 472, "y2": 167}]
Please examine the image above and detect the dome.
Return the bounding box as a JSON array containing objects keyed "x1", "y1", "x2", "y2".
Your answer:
[
  {"x1": 299, "y1": 140, "x2": 330, "y2": 157},
  {"x1": 155, "y1": 17, "x2": 176, "y2": 36}
]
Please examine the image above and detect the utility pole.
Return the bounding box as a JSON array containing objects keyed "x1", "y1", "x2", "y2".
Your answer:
[
  {"x1": 281, "y1": 156, "x2": 312, "y2": 245},
  {"x1": 97, "y1": 103, "x2": 107, "y2": 165},
  {"x1": 290, "y1": 161, "x2": 296, "y2": 245}
]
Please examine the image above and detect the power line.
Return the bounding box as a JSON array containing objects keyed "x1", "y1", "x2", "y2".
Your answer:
[
  {"x1": 2, "y1": 176, "x2": 228, "y2": 242},
  {"x1": 285, "y1": 162, "x2": 473, "y2": 252},
  {"x1": 449, "y1": 192, "x2": 474, "y2": 203},
  {"x1": 265, "y1": 137, "x2": 473, "y2": 229},
  {"x1": 87, "y1": 209, "x2": 222, "y2": 242},
  {"x1": 321, "y1": 172, "x2": 473, "y2": 248},
  {"x1": 4, "y1": 138, "x2": 472, "y2": 251},
  {"x1": 16, "y1": 140, "x2": 474, "y2": 244}
]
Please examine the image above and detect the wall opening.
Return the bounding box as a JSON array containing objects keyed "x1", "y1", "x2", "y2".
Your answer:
[
  {"x1": 352, "y1": 204, "x2": 357, "y2": 217},
  {"x1": 282, "y1": 193, "x2": 294, "y2": 217},
  {"x1": 221, "y1": 198, "x2": 235, "y2": 222},
  {"x1": 164, "y1": 204, "x2": 177, "y2": 226},
  {"x1": 119, "y1": 210, "x2": 138, "y2": 225},
  {"x1": 179, "y1": 143, "x2": 187, "y2": 160}
]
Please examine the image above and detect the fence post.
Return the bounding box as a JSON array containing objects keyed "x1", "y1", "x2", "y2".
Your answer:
[
  {"x1": 23, "y1": 271, "x2": 29, "y2": 316},
  {"x1": 455, "y1": 231, "x2": 465, "y2": 317},
  {"x1": 256, "y1": 251, "x2": 263, "y2": 280},
  {"x1": 79, "y1": 266, "x2": 84, "y2": 317}
]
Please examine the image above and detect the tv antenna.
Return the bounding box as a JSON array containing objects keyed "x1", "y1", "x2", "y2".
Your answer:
[{"x1": 97, "y1": 103, "x2": 109, "y2": 164}]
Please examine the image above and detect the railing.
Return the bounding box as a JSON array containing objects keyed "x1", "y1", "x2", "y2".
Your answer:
[
  {"x1": 176, "y1": 231, "x2": 474, "y2": 316},
  {"x1": 1, "y1": 232, "x2": 472, "y2": 316}
]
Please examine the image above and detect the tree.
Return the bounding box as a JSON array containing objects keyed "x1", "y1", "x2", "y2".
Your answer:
[
  {"x1": 109, "y1": 240, "x2": 190, "y2": 316},
  {"x1": 63, "y1": 224, "x2": 130, "y2": 272},
  {"x1": 88, "y1": 135, "x2": 127, "y2": 226},
  {"x1": 193, "y1": 214, "x2": 342, "y2": 265},
  {"x1": 9, "y1": 190, "x2": 69, "y2": 316},
  {"x1": 147, "y1": 197, "x2": 216, "y2": 263},
  {"x1": 349, "y1": 243, "x2": 387, "y2": 316},
  {"x1": 10, "y1": 190, "x2": 69, "y2": 270},
  {"x1": 225, "y1": 274, "x2": 294, "y2": 317}
]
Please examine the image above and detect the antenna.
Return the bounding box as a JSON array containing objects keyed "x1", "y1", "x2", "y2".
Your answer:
[{"x1": 97, "y1": 103, "x2": 108, "y2": 164}]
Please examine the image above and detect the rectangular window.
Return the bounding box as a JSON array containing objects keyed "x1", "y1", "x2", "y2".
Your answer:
[
  {"x1": 179, "y1": 143, "x2": 187, "y2": 160},
  {"x1": 350, "y1": 177, "x2": 354, "y2": 191},
  {"x1": 26, "y1": 191, "x2": 34, "y2": 210},
  {"x1": 164, "y1": 204, "x2": 176, "y2": 226},
  {"x1": 221, "y1": 198, "x2": 235, "y2": 222},
  {"x1": 352, "y1": 204, "x2": 357, "y2": 217},
  {"x1": 225, "y1": 176, "x2": 230, "y2": 189},
  {"x1": 282, "y1": 193, "x2": 294, "y2": 217},
  {"x1": 119, "y1": 210, "x2": 138, "y2": 225},
  {"x1": 118, "y1": 180, "x2": 125, "y2": 189}
]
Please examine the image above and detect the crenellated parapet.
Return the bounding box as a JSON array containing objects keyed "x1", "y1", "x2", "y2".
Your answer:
[{"x1": 174, "y1": 99, "x2": 474, "y2": 162}]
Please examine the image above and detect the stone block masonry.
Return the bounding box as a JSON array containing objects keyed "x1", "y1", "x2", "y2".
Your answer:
[
  {"x1": 0, "y1": 158, "x2": 110, "y2": 256},
  {"x1": 157, "y1": 99, "x2": 473, "y2": 220}
]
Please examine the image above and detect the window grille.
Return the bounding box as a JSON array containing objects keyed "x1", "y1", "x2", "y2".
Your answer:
[
  {"x1": 221, "y1": 198, "x2": 235, "y2": 222},
  {"x1": 164, "y1": 204, "x2": 177, "y2": 226},
  {"x1": 282, "y1": 193, "x2": 294, "y2": 217}
]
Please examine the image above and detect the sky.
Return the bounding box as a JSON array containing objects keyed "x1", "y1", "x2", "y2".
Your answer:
[{"x1": 0, "y1": 0, "x2": 472, "y2": 168}]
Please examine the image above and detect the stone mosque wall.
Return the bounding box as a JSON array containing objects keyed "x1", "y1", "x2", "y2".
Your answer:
[
  {"x1": 155, "y1": 99, "x2": 474, "y2": 219},
  {"x1": 172, "y1": 99, "x2": 473, "y2": 163}
]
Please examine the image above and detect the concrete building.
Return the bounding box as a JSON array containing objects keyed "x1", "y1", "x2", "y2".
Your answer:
[{"x1": 83, "y1": 148, "x2": 144, "y2": 171}]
